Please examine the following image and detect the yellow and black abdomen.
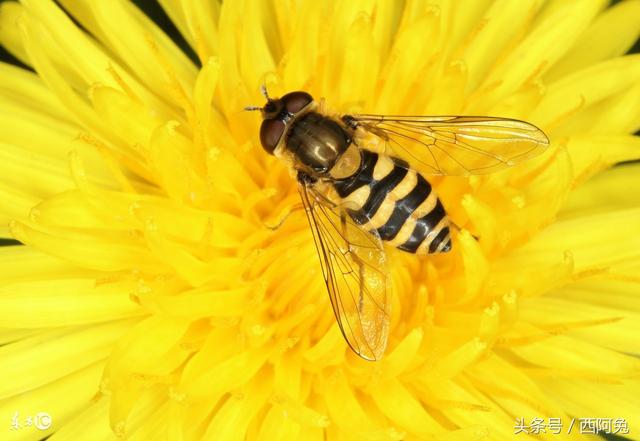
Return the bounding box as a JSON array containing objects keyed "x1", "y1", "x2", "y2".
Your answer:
[{"x1": 332, "y1": 149, "x2": 451, "y2": 255}]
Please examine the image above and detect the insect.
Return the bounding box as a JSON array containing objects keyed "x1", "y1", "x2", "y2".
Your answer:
[{"x1": 247, "y1": 87, "x2": 549, "y2": 361}]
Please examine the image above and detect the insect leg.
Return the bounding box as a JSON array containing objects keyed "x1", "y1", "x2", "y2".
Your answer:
[
  {"x1": 318, "y1": 97, "x2": 326, "y2": 114},
  {"x1": 449, "y1": 220, "x2": 480, "y2": 241},
  {"x1": 338, "y1": 210, "x2": 366, "y2": 313},
  {"x1": 263, "y1": 203, "x2": 305, "y2": 231}
]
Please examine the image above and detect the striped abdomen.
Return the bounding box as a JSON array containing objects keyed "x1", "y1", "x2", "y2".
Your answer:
[{"x1": 332, "y1": 149, "x2": 452, "y2": 255}]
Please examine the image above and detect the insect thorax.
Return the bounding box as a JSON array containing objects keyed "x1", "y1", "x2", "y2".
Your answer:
[{"x1": 285, "y1": 112, "x2": 352, "y2": 177}]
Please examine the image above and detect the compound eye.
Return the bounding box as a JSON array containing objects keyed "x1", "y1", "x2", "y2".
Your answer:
[
  {"x1": 282, "y1": 91, "x2": 313, "y2": 114},
  {"x1": 260, "y1": 119, "x2": 285, "y2": 154}
]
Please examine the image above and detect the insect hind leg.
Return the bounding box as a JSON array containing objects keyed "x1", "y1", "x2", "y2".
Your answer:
[
  {"x1": 263, "y1": 203, "x2": 305, "y2": 231},
  {"x1": 449, "y1": 221, "x2": 480, "y2": 241},
  {"x1": 338, "y1": 211, "x2": 367, "y2": 314}
]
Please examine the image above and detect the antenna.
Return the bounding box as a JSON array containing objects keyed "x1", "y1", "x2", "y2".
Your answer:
[
  {"x1": 244, "y1": 84, "x2": 272, "y2": 112},
  {"x1": 260, "y1": 84, "x2": 270, "y2": 100}
]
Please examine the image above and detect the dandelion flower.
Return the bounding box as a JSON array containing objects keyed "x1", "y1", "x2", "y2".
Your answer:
[{"x1": 1, "y1": 1, "x2": 640, "y2": 440}]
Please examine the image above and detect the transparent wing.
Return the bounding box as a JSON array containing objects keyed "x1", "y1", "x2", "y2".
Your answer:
[
  {"x1": 299, "y1": 180, "x2": 390, "y2": 361},
  {"x1": 346, "y1": 114, "x2": 549, "y2": 175}
]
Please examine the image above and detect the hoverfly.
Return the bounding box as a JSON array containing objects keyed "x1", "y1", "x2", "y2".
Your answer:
[{"x1": 247, "y1": 87, "x2": 549, "y2": 361}]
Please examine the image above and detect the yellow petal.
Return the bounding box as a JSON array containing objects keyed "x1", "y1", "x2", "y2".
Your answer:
[
  {"x1": 520, "y1": 295, "x2": 640, "y2": 353},
  {"x1": 193, "y1": 57, "x2": 233, "y2": 151},
  {"x1": 89, "y1": 85, "x2": 160, "y2": 157},
  {"x1": 586, "y1": 81, "x2": 640, "y2": 134},
  {"x1": 179, "y1": 326, "x2": 242, "y2": 389},
  {"x1": 1, "y1": 1, "x2": 640, "y2": 440},
  {"x1": 256, "y1": 405, "x2": 302, "y2": 440},
  {"x1": 538, "y1": 378, "x2": 640, "y2": 434},
  {"x1": 0, "y1": 131, "x2": 112, "y2": 201},
  {"x1": 368, "y1": 378, "x2": 443, "y2": 437},
  {"x1": 0, "y1": 183, "x2": 39, "y2": 237},
  {"x1": 374, "y1": 11, "x2": 440, "y2": 113},
  {"x1": 148, "y1": 121, "x2": 207, "y2": 204},
  {"x1": 327, "y1": 12, "x2": 379, "y2": 108},
  {"x1": 89, "y1": 0, "x2": 197, "y2": 101},
  {"x1": 0, "y1": 361, "x2": 104, "y2": 441},
  {"x1": 545, "y1": 0, "x2": 640, "y2": 82},
  {"x1": 459, "y1": 0, "x2": 545, "y2": 94},
  {"x1": 474, "y1": 0, "x2": 606, "y2": 111},
  {"x1": 324, "y1": 369, "x2": 383, "y2": 438},
  {"x1": 0, "y1": 62, "x2": 72, "y2": 121},
  {"x1": 509, "y1": 325, "x2": 640, "y2": 378},
  {"x1": 0, "y1": 277, "x2": 143, "y2": 327},
  {"x1": 179, "y1": 0, "x2": 221, "y2": 64},
  {"x1": 380, "y1": 327, "x2": 423, "y2": 378},
  {"x1": 21, "y1": 0, "x2": 178, "y2": 129},
  {"x1": 0, "y1": 245, "x2": 92, "y2": 283},
  {"x1": 180, "y1": 347, "x2": 272, "y2": 401},
  {"x1": 280, "y1": 1, "x2": 324, "y2": 90},
  {"x1": 10, "y1": 220, "x2": 167, "y2": 273},
  {"x1": 156, "y1": 0, "x2": 196, "y2": 49},
  {"x1": 147, "y1": 284, "x2": 262, "y2": 318},
  {"x1": 0, "y1": 2, "x2": 30, "y2": 66},
  {"x1": 532, "y1": 55, "x2": 640, "y2": 130},
  {"x1": 240, "y1": 1, "x2": 278, "y2": 89},
  {"x1": 553, "y1": 278, "x2": 640, "y2": 321},
  {"x1": 201, "y1": 369, "x2": 272, "y2": 441},
  {"x1": 561, "y1": 163, "x2": 640, "y2": 218},
  {"x1": 520, "y1": 207, "x2": 640, "y2": 272},
  {"x1": 0, "y1": 319, "x2": 136, "y2": 399},
  {"x1": 563, "y1": 135, "x2": 640, "y2": 186},
  {"x1": 45, "y1": 396, "x2": 114, "y2": 441}
]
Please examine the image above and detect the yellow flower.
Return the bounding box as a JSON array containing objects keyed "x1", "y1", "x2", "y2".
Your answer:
[{"x1": 1, "y1": 0, "x2": 640, "y2": 440}]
